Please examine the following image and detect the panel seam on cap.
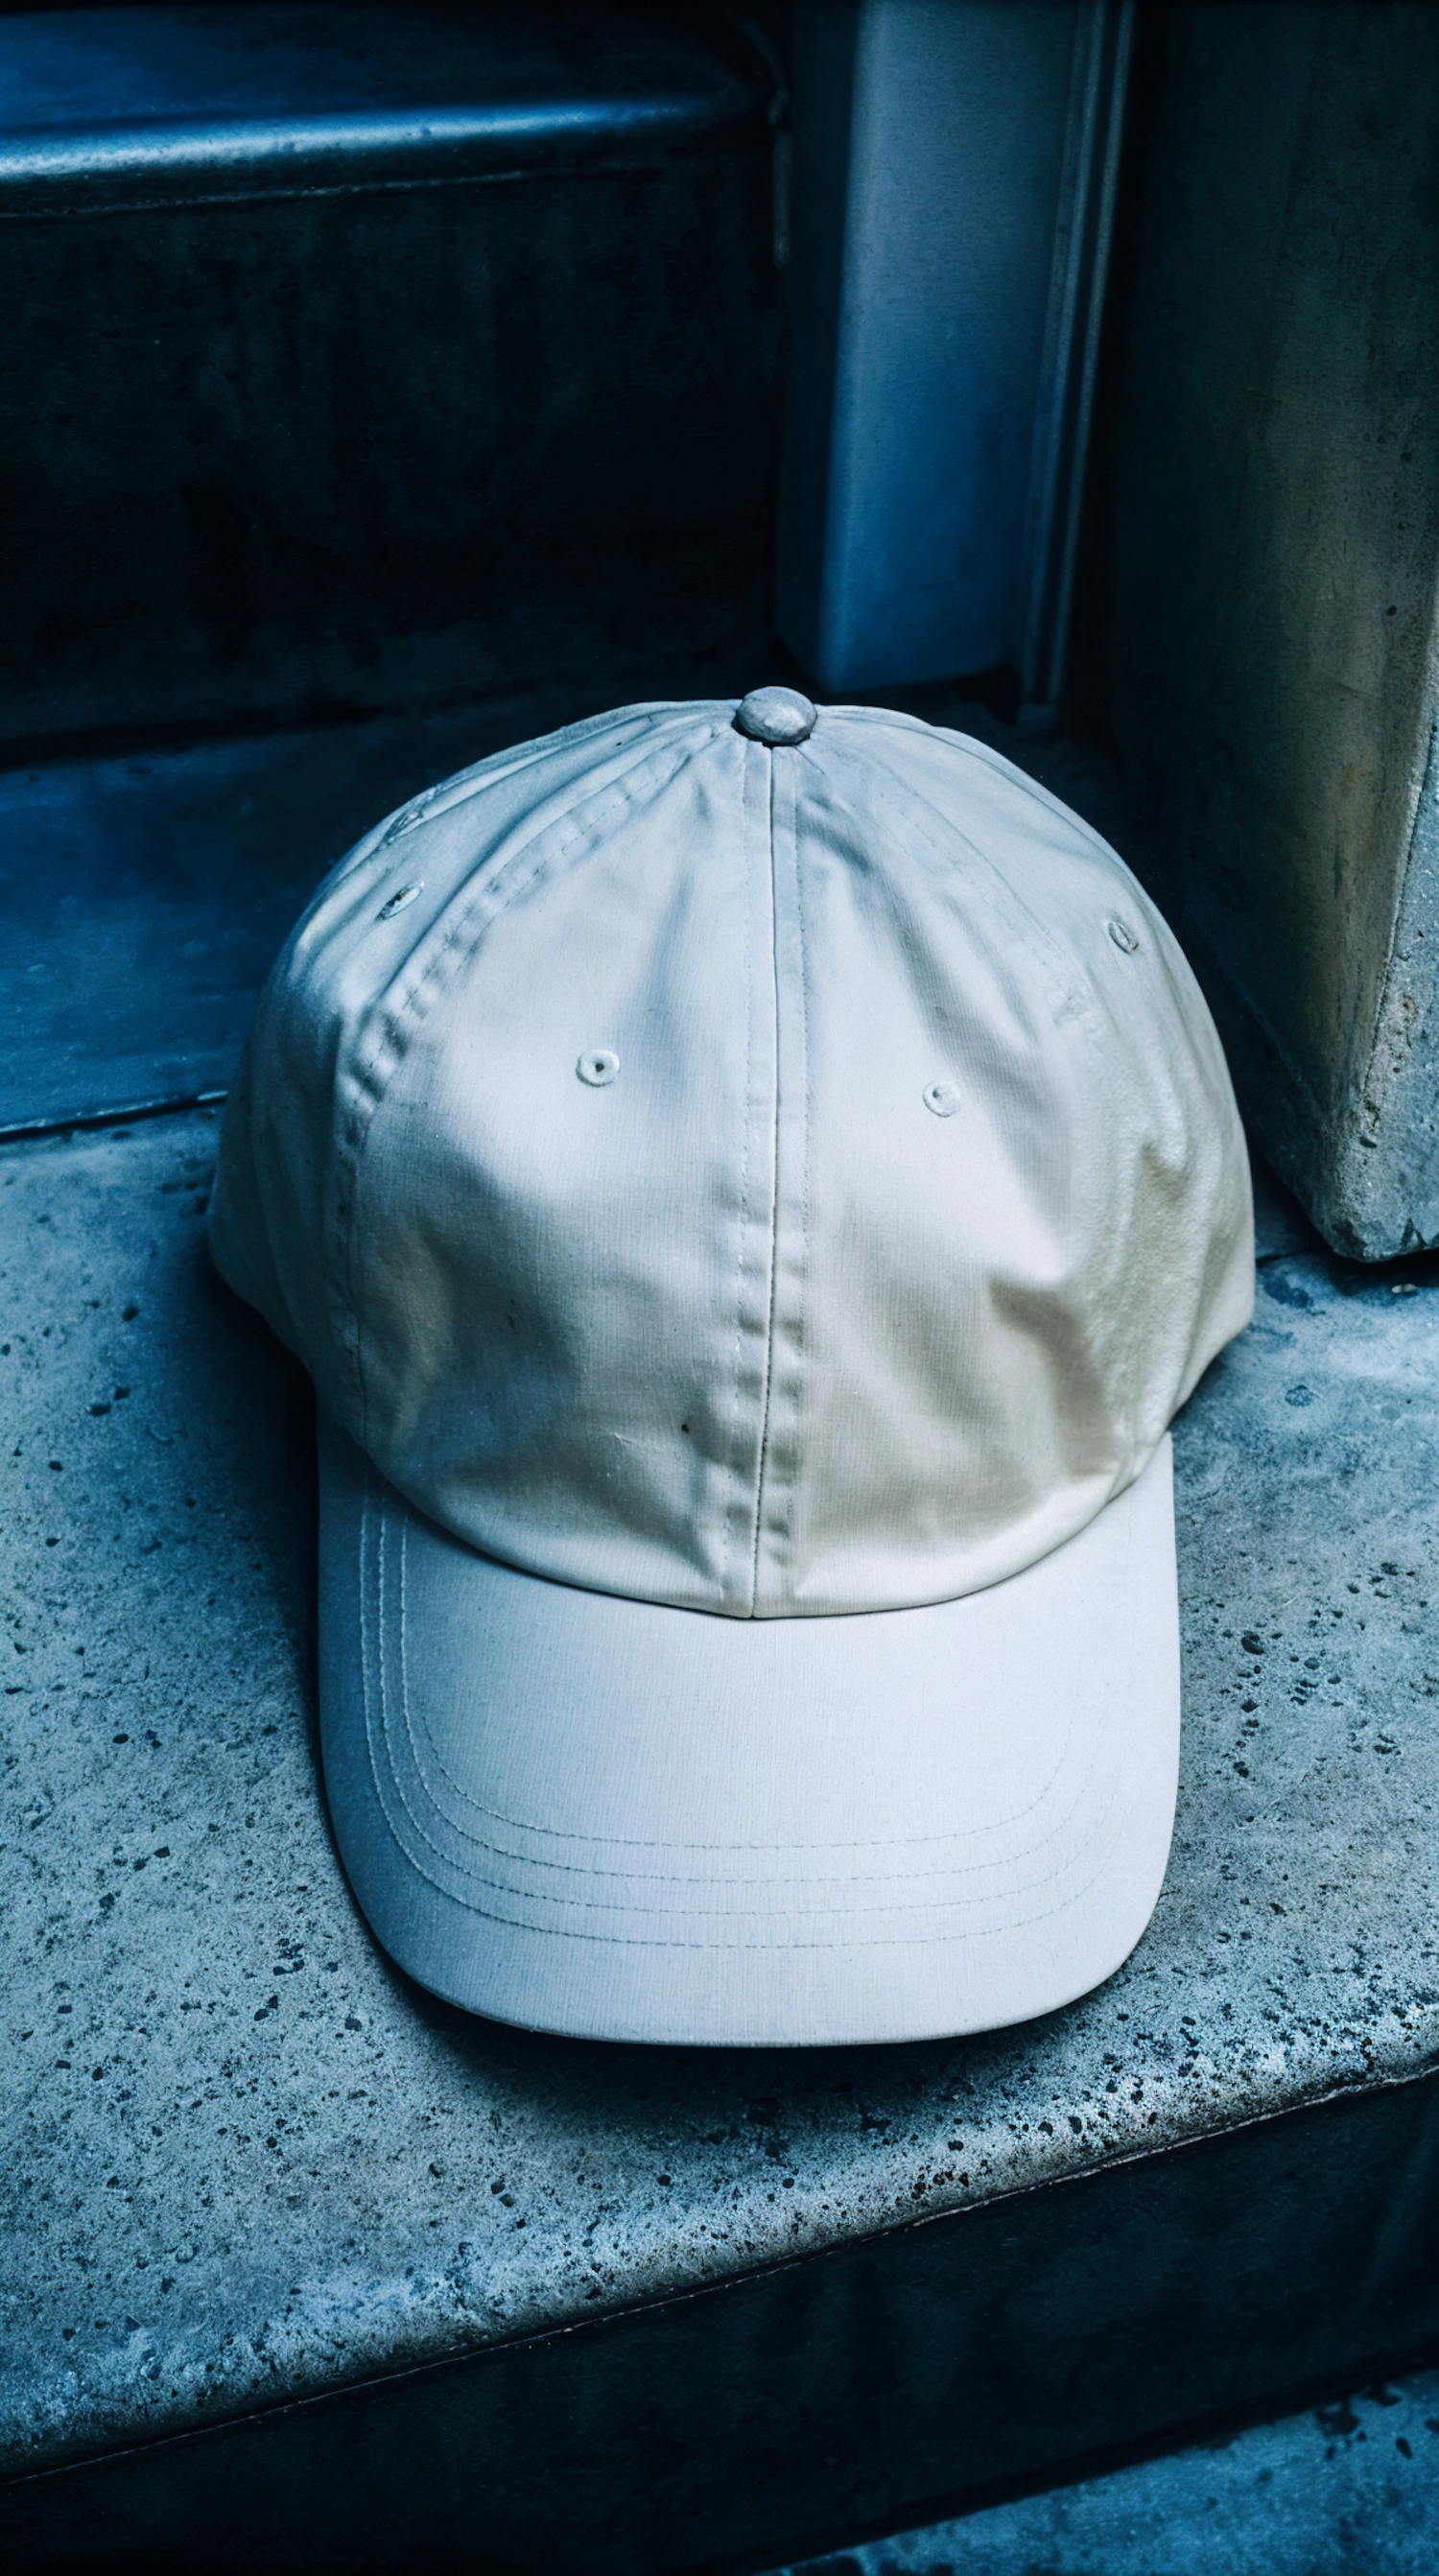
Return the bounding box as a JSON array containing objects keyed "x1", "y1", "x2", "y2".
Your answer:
[
  {"x1": 719, "y1": 738, "x2": 758, "y2": 1604},
  {"x1": 750, "y1": 746, "x2": 813, "y2": 1607},
  {"x1": 838, "y1": 737, "x2": 1096, "y2": 1027},
  {"x1": 746, "y1": 745, "x2": 784, "y2": 1615}
]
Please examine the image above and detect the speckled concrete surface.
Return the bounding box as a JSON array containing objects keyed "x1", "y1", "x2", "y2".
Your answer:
[
  {"x1": 3, "y1": 1110, "x2": 1439, "y2": 2481},
  {"x1": 771, "y1": 2367, "x2": 1439, "y2": 2575}
]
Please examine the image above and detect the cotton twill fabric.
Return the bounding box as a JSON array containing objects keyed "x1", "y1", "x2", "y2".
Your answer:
[
  {"x1": 210, "y1": 700, "x2": 1253, "y2": 1623},
  {"x1": 318, "y1": 1422, "x2": 1181, "y2": 2046}
]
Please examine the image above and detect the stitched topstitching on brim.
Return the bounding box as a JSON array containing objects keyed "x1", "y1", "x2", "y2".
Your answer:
[{"x1": 344, "y1": 1484, "x2": 1163, "y2": 1951}]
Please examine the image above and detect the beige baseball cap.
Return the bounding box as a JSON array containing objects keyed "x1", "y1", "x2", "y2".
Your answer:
[{"x1": 210, "y1": 687, "x2": 1253, "y2": 2046}]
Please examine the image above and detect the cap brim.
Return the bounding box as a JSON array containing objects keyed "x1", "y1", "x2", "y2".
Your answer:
[{"x1": 317, "y1": 1423, "x2": 1180, "y2": 2046}]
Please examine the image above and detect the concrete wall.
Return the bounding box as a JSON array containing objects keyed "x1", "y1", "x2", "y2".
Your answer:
[
  {"x1": 776, "y1": 0, "x2": 1130, "y2": 703},
  {"x1": 1092, "y1": 2, "x2": 1439, "y2": 1258}
]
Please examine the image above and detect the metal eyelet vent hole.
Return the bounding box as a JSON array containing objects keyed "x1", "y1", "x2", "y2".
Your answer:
[
  {"x1": 1107, "y1": 917, "x2": 1140, "y2": 954},
  {"x1": 377, "y1": 884, "x2": 422, "y2": 920},
  {"x1": 923, "y1": 1080, "x2": 962, "y2": 1119},
  {"x1": 577, "y1": 1049, "x2": 620, "y2": 1087}
]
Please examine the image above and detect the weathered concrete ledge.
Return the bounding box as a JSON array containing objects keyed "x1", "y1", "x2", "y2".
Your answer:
[{"x1": 3, "y1": 1112, "x2": 1439, "y2": 2567}]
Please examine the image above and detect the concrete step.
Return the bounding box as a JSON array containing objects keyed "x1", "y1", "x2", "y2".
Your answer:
[
  {"x1": 0, "y1": 3, "x2": 778, "y2": 758},
  {"x1": 769, "y1": 2364, "x2": 1439, "y2": 2576},
  {"x1": 3, "y1": 1101, "x2": 1438, "y2": 2569}
]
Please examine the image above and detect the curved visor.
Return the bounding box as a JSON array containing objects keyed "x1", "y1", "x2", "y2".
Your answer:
[{"x1": 317, "y1": 1423, "x2": 1180, "y2": 2046}]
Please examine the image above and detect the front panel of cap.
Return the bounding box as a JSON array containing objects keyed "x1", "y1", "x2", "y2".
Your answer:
[
  {"x1": 346, "y1": 718, "x2": 784, "y2": 1614},
  {"x1": 750, "y1": 718, "x2": 1253, "y2": 1611},
  {"x1": 337, "y1": 704, "x2": 1251, "y2": 1619},
  {"x1": 207, "y1": 700, "x2": 700, "y2": 1410}
]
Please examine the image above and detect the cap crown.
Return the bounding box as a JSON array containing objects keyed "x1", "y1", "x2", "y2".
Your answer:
[{"x1": 211, "y1": 700, "x2": 1253, "y2": 1617}]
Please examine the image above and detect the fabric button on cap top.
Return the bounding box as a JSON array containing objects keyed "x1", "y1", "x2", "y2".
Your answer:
[{"x1": 734, "y1": 686, "x2": 816, "y2": 745}]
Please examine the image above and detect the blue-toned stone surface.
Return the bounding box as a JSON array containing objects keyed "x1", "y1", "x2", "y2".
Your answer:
[
  {"x1": 772, "y1": 2367, "x2": 1439, "y2": 2575},
  {"x1": 2, "y1": 1110, "x2": 1438, "y2": 2478}
]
